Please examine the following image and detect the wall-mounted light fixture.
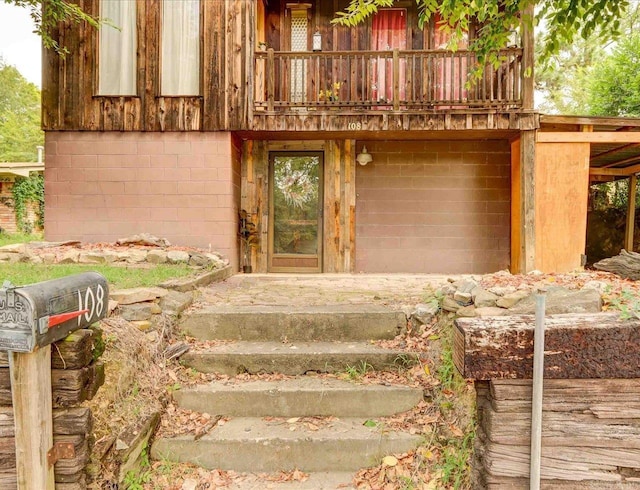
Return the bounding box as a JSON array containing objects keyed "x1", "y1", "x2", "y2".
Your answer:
[
  {"x1": 313, "y1": 30, "x2": 322, "y2": 51},
  {"x1": 356, "y1": 146, "x2": 373, "y2": 166}
]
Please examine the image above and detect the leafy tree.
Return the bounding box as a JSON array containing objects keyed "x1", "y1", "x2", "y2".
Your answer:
[
  {"x1": 535, "y1": 1, "x2": 640, "y2": 114},
  {"x1": 586, "y1": 34, "x2": 640, "y2": 117},
  {"x1": 0, "y1": 60, "x2": 43, "y2": 162},
  {"x1": 3, "y1": 0, "x2": 99, "y2": 55},
  {"x1": 335, "y1": 0, "x2": 631, "y2": 72}
]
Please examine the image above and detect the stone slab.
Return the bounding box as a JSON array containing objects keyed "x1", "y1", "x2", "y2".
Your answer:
[
  {"x1": 181, "y1": 305, "x2": 406, "y2": 342},
  {"x1": 508, "y1": 287, "x2": 602, "y2": 315},
  {"x1": 174, "y1": 378, "x2": 423, "y2": 417},
  {"x1": 160, "y1": 265, "x2": 233, "y2": 292},
  {"x1": 151, "y1": 417, "x2": 421, "y2": 472},
  {"x1": 182, "y1": 342, "x2": 417, "y2": 376},
  {"x1": 110, "y1": 287, "x2": 168, "y2": 305}
]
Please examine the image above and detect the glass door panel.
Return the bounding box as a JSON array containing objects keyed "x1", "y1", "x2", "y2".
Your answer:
[{"x1": 269, "y1": 153, "x2": 323, "y2": 272}]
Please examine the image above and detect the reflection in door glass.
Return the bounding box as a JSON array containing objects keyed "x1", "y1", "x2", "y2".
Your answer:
[{"x1": 273, "y1": 156, "x2": 319, "y2": 255}]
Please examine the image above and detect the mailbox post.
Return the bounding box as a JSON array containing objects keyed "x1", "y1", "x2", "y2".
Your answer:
[{"x1": 0, "y1": 272, "x2": 109, "y2": 490}]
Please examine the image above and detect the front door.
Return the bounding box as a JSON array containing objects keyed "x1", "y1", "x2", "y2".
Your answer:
[{"x1": 268, "y1": 152, "x2": 323, "y2": 272}]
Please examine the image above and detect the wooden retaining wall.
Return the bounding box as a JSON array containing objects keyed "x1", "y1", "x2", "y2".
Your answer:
[
  {"x1": 0, "y1": 329, "x2": 105, "y2": 489},
  {"x1": 455, "y1": 314, "x2": 640, "y2": 489}
]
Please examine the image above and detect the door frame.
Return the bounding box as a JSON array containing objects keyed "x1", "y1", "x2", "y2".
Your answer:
[{"x1": 268, "y1": 151, "x2": 324, "y2": 273}]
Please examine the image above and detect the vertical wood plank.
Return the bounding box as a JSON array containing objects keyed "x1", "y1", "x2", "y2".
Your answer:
[
  {"x1": 521, "y1": 131, "x2": 536, "y2": 273},
  {"x1": 626, "y1": 174, "x2": 638, "y2": 252},
  {"x1": 521, "y1": 3, "x2": 535, "y2": 110},
  {"x1": 511, "y1": 137, "x2": 522, "y2": 273},
  {"x1": 10, "y1": 346, "x2": 54, "y2": 490}
]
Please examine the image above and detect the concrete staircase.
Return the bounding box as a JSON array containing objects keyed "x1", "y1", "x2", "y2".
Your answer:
[{"x1": 151, "y1": 305, "x2": 423, "y2": 488}]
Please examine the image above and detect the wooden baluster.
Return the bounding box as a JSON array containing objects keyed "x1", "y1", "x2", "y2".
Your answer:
[
  {"x1": 266, "y1": 48, "x2": 274, "y2": 112},
  {"x1": 393, "y1": 49, "x2": 400, "y2": 111}
]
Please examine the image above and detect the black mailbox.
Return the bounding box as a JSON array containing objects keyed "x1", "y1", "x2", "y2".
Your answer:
[{"x1": 0, "y1": 272, "x2": 109, "y2": 353}]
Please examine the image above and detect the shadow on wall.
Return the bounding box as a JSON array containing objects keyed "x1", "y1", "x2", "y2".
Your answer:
[{"x1": 586, "y1": 208, "x2": 640, "y2": 265}]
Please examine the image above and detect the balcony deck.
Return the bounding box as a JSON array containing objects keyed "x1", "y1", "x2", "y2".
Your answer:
[
  {"x1": 250, "y1": 48, "x2": 530, "y2": 134},
  {"x1": 254, "y1": 48, "x2": 523, "y2": 113}
]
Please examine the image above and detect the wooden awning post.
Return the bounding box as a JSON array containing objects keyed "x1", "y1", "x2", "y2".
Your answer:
[
  {"x1": 625, "y1": 173, "x2": 638, "y2": 252},
  {"x1": 9, "y1": 346, "x2": 55, "y2": 490}
]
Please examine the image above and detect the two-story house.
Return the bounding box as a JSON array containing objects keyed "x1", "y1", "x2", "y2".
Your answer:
[{"x1": 42, "y1": 0, "x2": 640, "y2": 274}]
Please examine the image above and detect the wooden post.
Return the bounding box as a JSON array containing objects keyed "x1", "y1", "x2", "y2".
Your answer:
[
  {"x1": 521, "y1": 3, "x2": 535, "y2": 110},
  {"x1": 520, "y1": 130, "x2": 536, "y2": 272},
  {"x1": 626, "y1": 173, "x2": 638, "y2": 252},
  {"x1": 9, "y1": 346, "x2": 55, "y2": 490},
  {"x1": 393, "y1": 49, "x2": 400, "y2": 111},
  {"x1": 266, "y1": 48, "x2": 275, "y2": 112}
]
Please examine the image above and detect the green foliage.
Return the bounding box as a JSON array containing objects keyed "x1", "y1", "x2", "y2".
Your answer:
[
  {"x1": 123, "y1": 444, "x2": 152, "y2": 490},
  {"x1": 437, "y1": 427, "x2": 475, "y2": 488},
  {"x1": 605, "y1": 287, "x2": 640, "y2": 320},
  {"x1": 0, "y1": 262, "x2": 193, "y2": 289},
  {"x1": 5, "y1": 0, "x2": 100, "y2": 55},
  {"x1": 535, "y1": 1, "x2": 640, "y2": 115},
  {"x1": 0, "y1": 60, "x2": 43, "y2": 162},
  {"x1": 10, "y1": 174, "x2": 44, "y2": 233},
  {"x1": 586, "y1": 33, "x2": 640, "y2": 117},
  {"x1": 344, "y1": 360, "x2": 373, "y2": 380},
  {"x1": 0, "y1": 231, "x2": 42, "y2": 247},
  {"x1": 335, "y1": 0, "x2": 632, "y2": 77},
  {"x1": 591, "y1": 179, "x2": 640, "y2": 211}
]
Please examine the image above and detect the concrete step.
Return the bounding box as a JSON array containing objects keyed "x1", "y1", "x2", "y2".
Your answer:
[
  {"x1": 174, "y1": 378, "x2": 423, "y2": 417},
  {"x1": 151, "y1": 417, "x2": 421, "y2": 472},
  {"x1": 182, "y1": 342, "x2": 417, "y2": 376},
  {"x1": 181, "y1": 305, "x2": 406, "y2": 342}
]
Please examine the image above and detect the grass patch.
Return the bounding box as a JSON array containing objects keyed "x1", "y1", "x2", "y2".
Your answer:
[
  {"x1": 0, "y1": 232, "x2": 43, "y2": 247},
  {"x1": 0, "y1": 263, "x2": 194, "y2": 289}
]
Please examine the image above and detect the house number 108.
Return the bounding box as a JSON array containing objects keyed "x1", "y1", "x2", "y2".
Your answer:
[{"x1": 348, "y1": 122, "x2": 362, "y2": 130}]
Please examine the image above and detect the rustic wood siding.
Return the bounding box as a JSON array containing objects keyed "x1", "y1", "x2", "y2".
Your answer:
[
  {"x1": 42, "y1": 0, "x2": 251, "y2": 132},
  {"x1": 241, "y1": 139, "x2": 356, "y2": 273}
]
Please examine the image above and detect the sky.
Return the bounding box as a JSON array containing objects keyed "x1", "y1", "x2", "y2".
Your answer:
[{"x1": 0, "y1": 3, "x2": 42, "y2": 87}]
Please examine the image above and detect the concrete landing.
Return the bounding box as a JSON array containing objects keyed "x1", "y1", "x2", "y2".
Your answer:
[
  {"x1": 174, "y1": 377, "x2": 423, "y2": 417},
  {"x1": 151, "y1": 417, "x2": 422, "y2": 472},
  {"x1": 182, "y1": 342, "x2": 417, "y2": 375},
  {"x1": 181, "y1": 304, "x2": 407, "y2": 341}
]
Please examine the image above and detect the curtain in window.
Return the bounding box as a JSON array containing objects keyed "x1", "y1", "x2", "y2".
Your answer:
[
  {"x1": 162, "y1": 0, "x2": 200, "y2": 96},
  {"x1": 433, "y1": 13, "x2": 468, "y2": 104},
  {"x1": 99, "y1": 0, "x2": 136, "y2": 95},
  {"x1": 371, "y1": 9, "x2": 406, "y2": 104}
]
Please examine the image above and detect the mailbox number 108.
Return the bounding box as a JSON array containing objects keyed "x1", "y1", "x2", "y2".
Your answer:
[{"x1": 77, "y1": 285, "x2": 105, "y2": 325}]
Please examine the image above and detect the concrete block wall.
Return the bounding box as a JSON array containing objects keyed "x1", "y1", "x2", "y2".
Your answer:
[
  {"x1": 355, "y1": 140, "x2": 511, "y2": 274},
  {"x1": 44, "y1": 131, "x2": 240, "y2": 270}
]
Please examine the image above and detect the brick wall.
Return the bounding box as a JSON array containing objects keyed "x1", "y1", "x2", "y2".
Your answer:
[
  {"x1": 45, "y1": 131, "x2": 241, "y2": 270},
  {"x1": 355, "y1": 140, "x2": 511, "y2": 274},
  {"x1": 0, "y1": 182, "x2": 17, "y2": 233}
]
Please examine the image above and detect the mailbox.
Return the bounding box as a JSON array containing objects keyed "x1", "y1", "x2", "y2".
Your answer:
[{"x1": 0, "y1": 272, "x2": 109, "y2": 353}]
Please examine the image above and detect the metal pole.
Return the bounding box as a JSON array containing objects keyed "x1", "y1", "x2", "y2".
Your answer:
[{"x1": 530, "y1": 290, "x2": 546, "y2": 490}]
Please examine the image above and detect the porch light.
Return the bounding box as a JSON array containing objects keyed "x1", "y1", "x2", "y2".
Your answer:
[
  {"x1": 313, "y1": 30, "x2": 322, "y2": 51},
  {"x1": 356, "y1": 146, "x2": 373, "y2": 166}
]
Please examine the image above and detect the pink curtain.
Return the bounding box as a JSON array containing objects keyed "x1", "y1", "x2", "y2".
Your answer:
[
  {"x1": 433, "y1": 13, "x2": 468, "y2": 105},
  {"x1": 371, "y1": 9, "x2": 407, "y2": 104}
]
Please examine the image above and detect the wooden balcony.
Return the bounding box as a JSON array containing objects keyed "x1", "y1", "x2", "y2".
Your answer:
[{"x1": 254, "y1": 48, "x2": 524, "y2": 114}]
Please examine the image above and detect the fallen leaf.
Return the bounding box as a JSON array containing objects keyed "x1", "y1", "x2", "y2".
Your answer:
[
  {"x1": 287, "y1": 417, "x2": 300, "y2": 424},
  {"x1": 382, "y1": 455, "x2": 398, "y2": 467}
]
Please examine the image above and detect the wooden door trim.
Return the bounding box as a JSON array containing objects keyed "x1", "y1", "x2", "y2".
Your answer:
[{"x1": 268, "y1": 151, "x2": 324, "y2": 273}]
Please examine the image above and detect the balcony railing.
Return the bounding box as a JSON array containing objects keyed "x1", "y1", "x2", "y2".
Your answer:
[{"x1": 254, "y1": 48, "x2": 523, "y2": 112}]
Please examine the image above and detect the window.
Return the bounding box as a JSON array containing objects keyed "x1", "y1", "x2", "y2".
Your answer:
[
  {"x1": 289, "y1": 8, "x2": 308, "y2": 103},
  {"x1": 162, "y1": 0, "x2": 201, "y2": 96},
  {"x1": 99, "y1": 0, "x2": 137, "y2": 95}
]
